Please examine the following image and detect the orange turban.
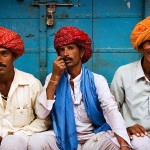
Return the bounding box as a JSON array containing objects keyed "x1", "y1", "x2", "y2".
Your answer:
[
  {"x1": 0, "y1": 26, "x2": 24, "y2": 57},
  {"x1": 54, "y1": 26, "x2": 92, "y2": 63},
  {"x1": 130, "y1": 16, "x2": 150, "y2": 51}
]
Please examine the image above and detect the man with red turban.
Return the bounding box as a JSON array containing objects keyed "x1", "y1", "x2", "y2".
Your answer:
[
  {"x1": 111, "y1": 16, "x2": 150, "y2": 150},
  {"x1": 35, "y1": 26, "x2": 132, "y2": 150},
  {"x1": 0, "y1": 26, "x2": 50, "y2": 149}
]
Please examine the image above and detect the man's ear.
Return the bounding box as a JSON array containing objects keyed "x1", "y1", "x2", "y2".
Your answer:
[
  {"x1": 80, "y1": 47, "x2": 85, "y2": 58},
  {"x1": 12, "y1": 53, "x2": 18, "y2": 61}
]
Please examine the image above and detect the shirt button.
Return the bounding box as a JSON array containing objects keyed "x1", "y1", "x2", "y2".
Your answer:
[{"x1": 93, "y1": 138, "x2": 98, "y2": 142}]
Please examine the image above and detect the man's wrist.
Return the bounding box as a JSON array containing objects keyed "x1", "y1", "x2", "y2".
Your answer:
[
  {"x1": 120, "y1": 144, "x2": 131, "y2": 149},
  {"x1": 50, "y1": 75, "x2": 60, "y2": 82}
]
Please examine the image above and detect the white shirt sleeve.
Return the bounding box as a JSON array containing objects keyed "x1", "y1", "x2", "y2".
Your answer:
[
  {"x1": 93, "y1": 73, "x2": 131, "y2": 146},
  {"x1": 36, "y1": 74, "x2": 55, "y2": 119}
]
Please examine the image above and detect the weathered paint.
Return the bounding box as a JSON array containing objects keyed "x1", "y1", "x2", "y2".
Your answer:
[{"x1": 0, "y1": 0, "x2": 148, "y2": 85}]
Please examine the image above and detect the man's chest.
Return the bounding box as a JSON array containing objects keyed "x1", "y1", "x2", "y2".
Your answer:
[{"x1": 0, "y1": 83, "x2": 11, "y2": 98}]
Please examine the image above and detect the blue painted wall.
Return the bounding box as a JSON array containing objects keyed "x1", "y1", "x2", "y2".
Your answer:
[{"x1": 0, "y1": 0, "x2": 148, "y2": 84}]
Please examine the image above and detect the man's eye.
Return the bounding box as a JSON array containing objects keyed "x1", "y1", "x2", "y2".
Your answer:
[
  {"x1": 2, "y1": 51, "x2": 9, "y2": 57},
  {"x1": 68, "y1": 46, "x2": 74, "y2": 49}
]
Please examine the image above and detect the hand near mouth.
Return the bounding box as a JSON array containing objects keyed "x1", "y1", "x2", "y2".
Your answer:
[{"x1": 51, "y1": 56, "x2": 66, "y2": 82}]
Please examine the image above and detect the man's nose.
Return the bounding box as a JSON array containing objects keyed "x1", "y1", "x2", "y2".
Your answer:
[{"x1": 64, "y1": 48, "x2": 69, "y2": 56}]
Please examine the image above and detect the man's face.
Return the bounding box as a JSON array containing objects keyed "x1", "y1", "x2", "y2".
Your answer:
[
  {"x1": 141, "y1": 41, "x2": 150, "y2": 63},
  {"x1": 0, "y1": 48, "x2": 15, "y2": 75},
  {"x1": 58, "y1": 43, "x2": 84, "y2": 69}
]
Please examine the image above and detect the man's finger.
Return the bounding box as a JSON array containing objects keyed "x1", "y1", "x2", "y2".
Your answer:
[
  {"x1": 136, "y1": 125, "x2": 148, "y2": 136},
  {"x1": 127, "y1": 124, "x2": 147, "y2": 137},
  {"x1": 127, "y1": 128, "x2": 133, "y2": 139}
]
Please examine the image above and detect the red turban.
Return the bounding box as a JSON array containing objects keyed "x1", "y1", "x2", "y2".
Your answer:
[
  {"x1": 54, "y1": 26, "x2": 92, "y2": 63},
  {"x1": 0, "y1": 26, "x2": 24, "y2": 57},
  {"x1": 130, "y1": 16, "x2": 150, "y2": 51}
]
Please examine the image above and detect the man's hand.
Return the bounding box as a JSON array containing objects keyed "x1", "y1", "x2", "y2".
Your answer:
[
  {"x1": 0, "y1": 136, "x2": 2, "y2": 145},
  {"x1": 51, "y1": 56, "x2": 66, "y2": 82},
  {"x1": 115, "y1": 133, "x2": 132, "y2": 150},
  {"x1": 46, "y1": 56, "x2": 66, "y2": 99},
  {"x1": 127, "y1": 124, "x2": 148, "y2": 139}
]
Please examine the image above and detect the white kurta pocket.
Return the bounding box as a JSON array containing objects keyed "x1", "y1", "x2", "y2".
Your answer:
[{"x1": 13, "y1": 104, "x2": 32, "y2": 127}]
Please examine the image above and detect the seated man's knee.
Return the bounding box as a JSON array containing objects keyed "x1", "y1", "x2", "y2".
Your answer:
[
  {"x1": 82, "y1": 132, "x2": 119, "y2": 150},
  {"x1": 131, "y1": 135, "x2": 150, "y2": 150},
  {"x1": 28, "y1": 132, "x2": 59, "y2": 150},
  {"x1": 0, "y1": 135, "x2": 27, "y2": 150},
  {"x1": 28, "y1": 133, "x2": 44, "y2": 150}
]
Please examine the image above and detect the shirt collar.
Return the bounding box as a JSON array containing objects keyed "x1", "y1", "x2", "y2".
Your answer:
[
  {"x1": 13, "y1": 68, "x2": 30, "y2": 86},
  {"x1": 135, "y1": 58, "x2": 145, "y2": 80},
  {"x1": 67, "y1": 69, "x2": 82, "y2": 83},
  {"x1": 6, "y1": 68, "x2": 29, "y2": 100}
]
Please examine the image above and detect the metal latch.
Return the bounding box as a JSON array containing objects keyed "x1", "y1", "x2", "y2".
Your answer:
[
  {"x1": 32, "y1": 2, "x2": 74, "y2": 26},
  {"x1": 47, "y1": 5, "x2": 55, "y2": 26}
]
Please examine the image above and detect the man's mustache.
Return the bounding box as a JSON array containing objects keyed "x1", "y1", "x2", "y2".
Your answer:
[
  {"x1": 0, "y1": 63, "x2": 7, "y2": 67},
  {"x1": 63, "y1": 57, "x2": 72, "y2": 61}
]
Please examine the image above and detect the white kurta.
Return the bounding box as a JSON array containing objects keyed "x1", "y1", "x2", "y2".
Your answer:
[
  {"x1": 0, "y1": 68, "x2": 50, "y2": 138},
  {"x1": 37, "y1": 70, "x2": 131, "y2": 145}
]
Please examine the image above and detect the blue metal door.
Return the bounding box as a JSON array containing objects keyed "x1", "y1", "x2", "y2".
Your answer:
[
  {"x1": 0, "y1": 0, "x2": 149, "y2": 84},
  {"x1": 0, "y1": 0, "x2": 40, "y2": 79}
]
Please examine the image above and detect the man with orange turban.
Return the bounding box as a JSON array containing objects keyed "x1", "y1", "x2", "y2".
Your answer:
[
  {"x1": 0, "y1": 26, "x2": 50, "y2": 149},
  {"x1": 35, "y1": 26, "x2": 132, "y2": 150},
  {"x1": 111, "y1": 16, "x2": 150, "y2": 150}
]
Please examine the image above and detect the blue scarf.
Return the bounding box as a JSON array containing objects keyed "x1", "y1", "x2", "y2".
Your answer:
[{"x1": 52, "y1": 65, "x2": 111, "y2": 150}]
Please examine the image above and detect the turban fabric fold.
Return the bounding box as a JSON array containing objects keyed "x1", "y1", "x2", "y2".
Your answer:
[
  {"x1": 0, "y1": 26, "x2": 24, "y2": 57},
  {"x1": 130, "y1": 16, "x2": 150, "y2": 51},
  {"x1": 54, "y1": 26, "x2": 92, "y2": 63}
]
